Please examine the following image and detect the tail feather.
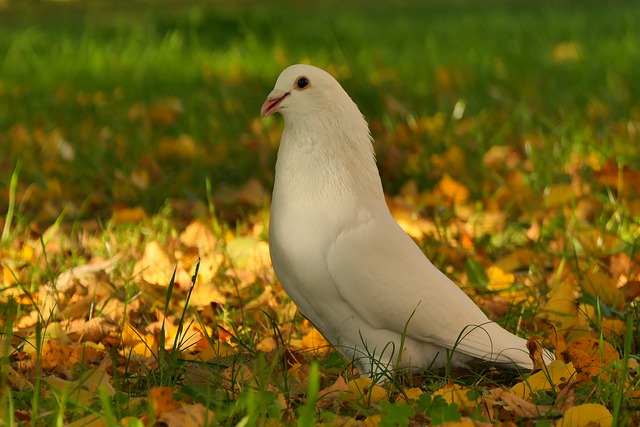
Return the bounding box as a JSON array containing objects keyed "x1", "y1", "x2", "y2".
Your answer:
[{"x1": 450, "y1": 322, "x2": 554, "y2": 369}]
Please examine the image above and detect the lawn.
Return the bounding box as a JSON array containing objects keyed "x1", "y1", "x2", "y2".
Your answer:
[{"x1": 1, "y1": 0, "x2": 639, "y2": 425}]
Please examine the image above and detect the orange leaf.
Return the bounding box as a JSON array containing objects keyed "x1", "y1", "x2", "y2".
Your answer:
[
  {"x1": 301, "y1": 328, "x2": 331, "y2": 355},
  {"x1": 437, "y1": 174, "x2": 469, "y2": 204},
  {"x1": 150, "y1": 387, "x2": 180, "y2": 418},
  {"x1": 561, "y1": 337, "x2": 619, "y2": 384},
  {"x1": 111, "y1": 206, "x2": 148, "y2": 224}
]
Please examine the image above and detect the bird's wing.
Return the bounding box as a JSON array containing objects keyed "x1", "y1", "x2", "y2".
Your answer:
[{"x1": 326, "y1": 210, "x2": 529, "y2": 364}]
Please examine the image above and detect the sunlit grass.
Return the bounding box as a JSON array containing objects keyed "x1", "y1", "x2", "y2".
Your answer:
[{"x1": 1, "y1": 0, "x2": 640, "y2": 425}]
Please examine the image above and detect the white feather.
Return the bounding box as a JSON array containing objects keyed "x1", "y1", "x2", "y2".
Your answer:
[{"x1": 263, "y1": 64, "x2": 553, "y2": 375}]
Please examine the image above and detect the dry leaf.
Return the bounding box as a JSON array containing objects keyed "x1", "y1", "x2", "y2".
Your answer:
[
  {"x1": 510, "y1": 360, "x2": 576, "y2": 401},
  {"x1": 44, "y1": 368, "x2": 115, "y2": 406},
  {"x1": 150, "y1": 387, "x2": 181, "y2": 418},
  {"x1": 395, "y1": 387, "x2": 424, "y2": 403},
  {"x1": 111, "y1": 206, "x2": 148, "y2": 224},
  {"x1": 558, "y1": 403, "x2": 612, "y2": 427},
  {"x1": 226, "y1": 236, "x2": 271, "y2": 271},
  {"x1": 492, "y1": 389, "x2": 551, "y2": 418},
  {"x1": 157, "y1": 403, "x2": 216, "y2": 427},
  {"x1": 301, "y1": 327, "x2": 331, "y2": 355},
  {"x1": 318, "y1": 375, "x2": 350, "y2": 408},
  {"x1": 434, "y1": 384, "x2": 477, "y2": 409},
  {"x1": 561, "y1": 337, "x2": 620, "y2": 383},
  {"x1": 581, "y1": 268, "x2": 625, "y2": 310},
  {"x1": 437, "y1": 174, "x2": 469, "y2": 205},
  {"x1": 256, "y1": 336, "x2": 278, "y2": 352},
  {"x1": 179, "y1": 219, "x2": 218, "y2": 254},
  {"x1": 346, "y1": 377, "x2": 387, "y2": 407},
  {"x1": 157, "y1": 134, "x2": 198, "y2": 161},
  {"x1": 542, "y1": 280, "x2": 578, "y2": 332}
]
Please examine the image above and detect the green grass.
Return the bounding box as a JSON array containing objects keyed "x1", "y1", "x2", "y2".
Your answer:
[
  {"x1": 1, "y1": 0, "x2": 640, "y2": 425},
  {"x1": 1, "y1": 0, "x2": 639, "y2": 220}
]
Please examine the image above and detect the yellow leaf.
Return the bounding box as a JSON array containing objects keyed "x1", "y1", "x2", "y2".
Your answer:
[
  {"x1": 511, "y1": 360, "x2": 576, "y2": 401},
  {"x1": 346, "y1": 377, "x2": 387, "y2": 406},
  {"x1": 256, "y1": 336, "x2": 277, "y2": 352},
  {"x1": 543, "y1": 184, "x2": 575, "y2": 208},
  {"x1": 226, "y1": 237, "x2": 271, "y2": 271},
  {"x1": 364, "y1": 414, "x2": 382, "y2": 427},
  {"x1": 19, "y1": 243, "x2": 34, "y2": 262},
  {"x1": 494, "y1": 248, "x2": 533, "y2": 272},
  {"x1": 434, "y1": 384, "x2": 477, "y2": 409},
  {"x1": 542, "y1": 281, "x2": 578, "y2": 332},
  {"x1": 581, "y1": 268, "x2": 624, "y2": 310},
  {"x1": 157, "y1": 134, "x2": 198, "y2": 161},
  {"x1": 396, "y1": 387, "x2": 424, "y2": 402},
  {"x1": 444, "y1": 418, "x2": 477, "y2": 427},
  {"x1": 2, "y1": 265, "x2": 17, "y2": 286},
  {"x1": 133, "y1": 240, "x2": 174, "y2": 286},
  {"x1": 193, "y1": 341, "x2": 236, "y2": 361},
  {"x1": 437, "y1": 174, "x2": 469, "y2": 204},
  {"x1": 553, "y1": 41, "x2": 582, "y2": 63},
  {"x1": 558, "y1": 403, "x2": 612, "y2": 427},
  {"x1": 111, "y1": 206, "x2": 148, "y2": 224},
  {"x1": 301, "y1": 328, "x2": 331, "y2": 355},
  {"x1": 486, "y1": 265, "x2": 514, "y2": 288},
  {"x1": 601, "y1": 318, "x2": 627, "y2": 339},
  {"x1": 44, "y1": 368, "x2": 114, "y2": 407}
]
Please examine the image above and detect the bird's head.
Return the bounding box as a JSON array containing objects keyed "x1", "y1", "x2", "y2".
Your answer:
[{"x1": 261, "y1": 64, "x2": 350, "y2": 120}]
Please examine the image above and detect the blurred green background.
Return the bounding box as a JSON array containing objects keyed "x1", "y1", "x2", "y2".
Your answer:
[{"x1": 1, "y1": 0, "x2": 639, "y2": 224}]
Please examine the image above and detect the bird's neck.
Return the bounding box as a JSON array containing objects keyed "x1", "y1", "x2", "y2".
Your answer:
[{"x1": 273, "y1": 111, "x2": 385, "y2": 209}]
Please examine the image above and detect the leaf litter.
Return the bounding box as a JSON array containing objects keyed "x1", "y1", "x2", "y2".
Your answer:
[{"x1": 2, "y1": 153, "x2": 639, "y2": 425}]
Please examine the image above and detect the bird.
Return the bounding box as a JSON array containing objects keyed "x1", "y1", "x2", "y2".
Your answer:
[{"x1": 261, "y1": 64, "x2": 553, "y2": 377}]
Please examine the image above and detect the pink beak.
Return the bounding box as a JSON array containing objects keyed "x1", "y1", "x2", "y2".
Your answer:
[{"x1": 261, "y1": 90, "x2": 290, "y2": 117}]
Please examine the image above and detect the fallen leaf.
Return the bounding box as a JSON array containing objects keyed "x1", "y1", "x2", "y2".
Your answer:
[
  {"x1": 561, "y1": 337, "x2": 620, "y2": 384},
  {"x1": 44, "y1": 368, "x2": 115, "y2": 406},
  {"x1": 318, "y1": 375, "x2": 349, "y2": 408},
  {"x1": 179, "y1": 219, "x2": 218, "y2": 255},
  {"x1": 437, "y1": 174, "x2": 469, "y2": 205},
  {"x1": 601, "y1": 318, "x2": 627, "y2": 340},
  {"x1": 491, "y1": 389, "x2": 551, "y2": 418},
  {"x1": 111, "y1": 206, "x2": 148, "y2": 224},
  {"x1": 510, "y1": 360, "x2": 576, "y2": 401},
  {"x1": 558, "y1": 403, "x2": 612, "y2": 427},
  {"x1": 552, "y1": 41, "x2": 582, "y2": 63},
  {"x1": 544, "y1": 184, "x2": 576, "y2": 207},
  {"x1": 226, "y1": 236, "x2": 271, "y2": 271},
  {"x1": 542, "y1": 280, "x2": 578, "y2": 333},
  {"x1": 526, "y1": 336, "x2": 552, "y2": 370},
  {"x1": 395, "y1": 387, "x2": 424, "y2": 403},
  {"x1": 150, "y1": 387, "x2": 180, "y2": 418},
  {"x1": 581, "y1": 268, "x2": 625, "y2": 310},
  {"x1": 434, "y1": 384, "x2": 477, "y2": 409},
  {"x1": 157, "y1": 403, "x2": 216, "y2": 427},
  {"x1": 256, "y1": 336, "x2": 277, "y2": 352},
  {"x1": 346, "y1": 377, "x2": 387, "y2": 407},
  {"x1": 157, "y1": 134, "x2": 198, "y2": 161},
  {"x1": 301, "y1": 327, "x2": 331, "y2": 356}
]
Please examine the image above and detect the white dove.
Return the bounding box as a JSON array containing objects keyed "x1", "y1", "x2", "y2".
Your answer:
[{"x1": 262, "y1": 64, "x2": 552, "y2": 376}]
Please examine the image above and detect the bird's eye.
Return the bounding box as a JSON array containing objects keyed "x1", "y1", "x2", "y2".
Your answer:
[{"x1": 295, "y1": 77, "x2": 310, "y2": 90}]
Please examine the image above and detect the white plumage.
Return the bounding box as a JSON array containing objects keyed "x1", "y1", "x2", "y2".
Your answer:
[{"x1": 262, "y1": 64, "x2": 552, "y2": 376}]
